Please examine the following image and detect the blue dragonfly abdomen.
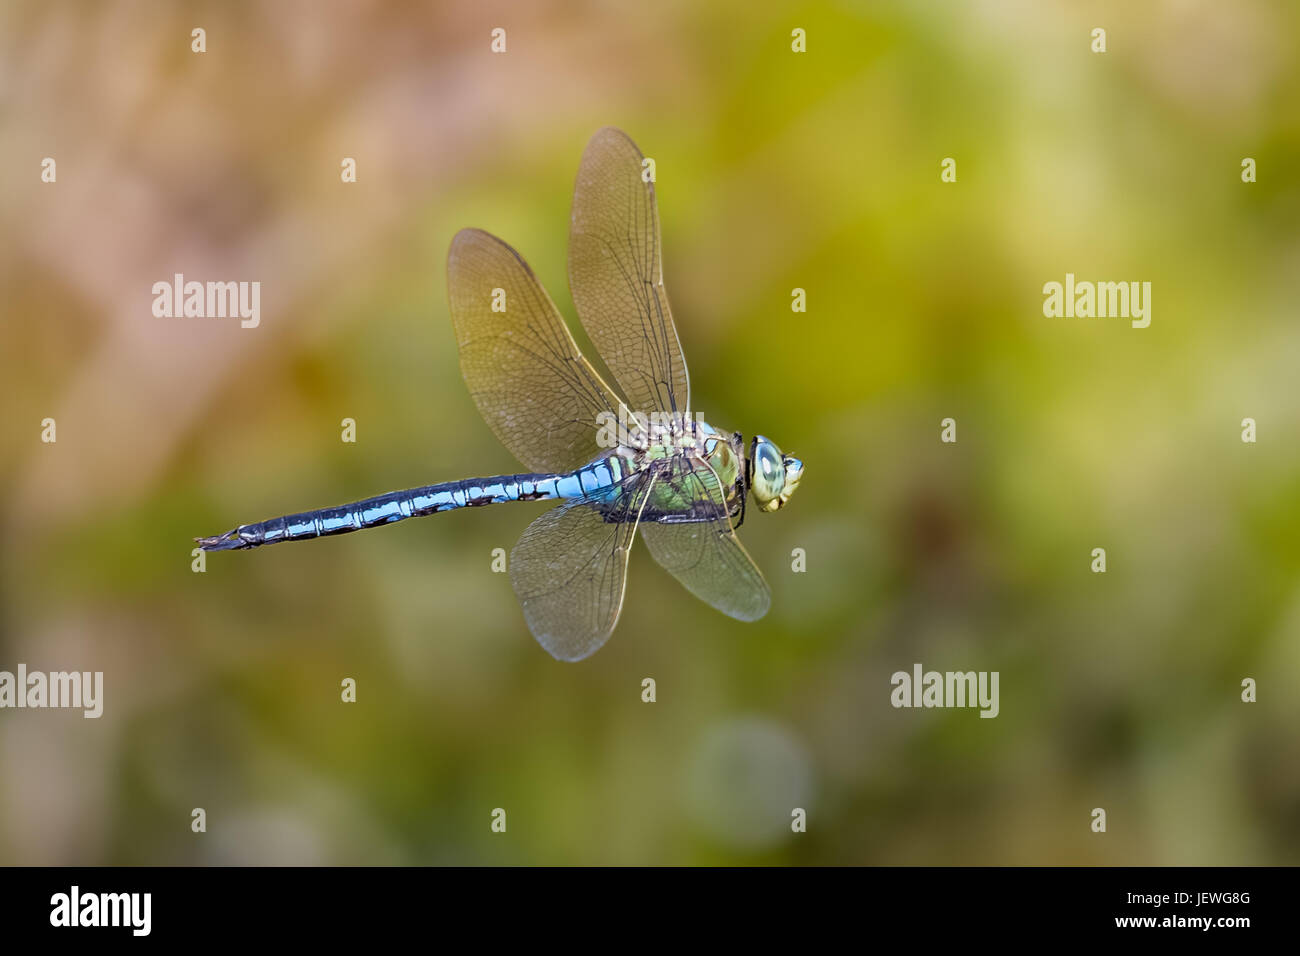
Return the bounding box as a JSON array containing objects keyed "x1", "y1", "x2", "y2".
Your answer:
[{"x1": 197, "y1": 456, "x2": 631, "y2": 551}]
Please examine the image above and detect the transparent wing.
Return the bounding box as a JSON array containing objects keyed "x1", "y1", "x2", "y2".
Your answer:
[
  {"x1": 447, "y1": 227, "x2": 638, "y2": 474},
  {"x1": 509, "y1": 471, "x2": 655, "y2": 661},
  {"x1": 638, "y1": 455, "x2": 770, "y2": 622},
  {"x1": 569, "y1": 127, "x2": 690, "y2": 418}
]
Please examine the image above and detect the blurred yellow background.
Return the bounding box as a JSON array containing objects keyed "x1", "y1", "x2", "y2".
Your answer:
[{"x1": 1, "y1": 0, "x2": 1298, "y2": 864}]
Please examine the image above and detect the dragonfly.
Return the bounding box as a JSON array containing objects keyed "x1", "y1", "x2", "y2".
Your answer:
[{"x1": 198, "y1": 127, "x2": 803, "y2": 661}]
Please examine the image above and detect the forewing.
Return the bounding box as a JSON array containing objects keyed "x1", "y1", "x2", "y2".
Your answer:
[
  {"x1": 447, "y1": 227, "x2": 637, "y2": 473},
  {"x1": 638, "y1": 456, "x2": 770, "y2": 622},
  {"x1": 568, "y1": 127, "x2": 690, "y2": 418},
  {"x1": 509, "y1": 472, "x2": 655, "y2": 661}
]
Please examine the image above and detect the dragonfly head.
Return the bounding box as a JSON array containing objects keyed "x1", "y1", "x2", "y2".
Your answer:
[{"x1": 747, "y1": 435, "x2": 803, "y2": 513}]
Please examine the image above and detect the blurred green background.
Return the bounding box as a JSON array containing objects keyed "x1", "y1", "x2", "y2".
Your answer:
[{"x1": 2, "y1": 0, "x2": 1299, "y2": 865}]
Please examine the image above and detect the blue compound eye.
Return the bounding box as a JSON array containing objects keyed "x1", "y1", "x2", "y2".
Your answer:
[{"x1": 748, "y1": 436, "x2": 786, "y2": 510}]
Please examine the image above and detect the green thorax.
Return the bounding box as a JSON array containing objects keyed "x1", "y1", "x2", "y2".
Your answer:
[{"x1": 614, "y1": 417, "x2": 744, "y2": 518}]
